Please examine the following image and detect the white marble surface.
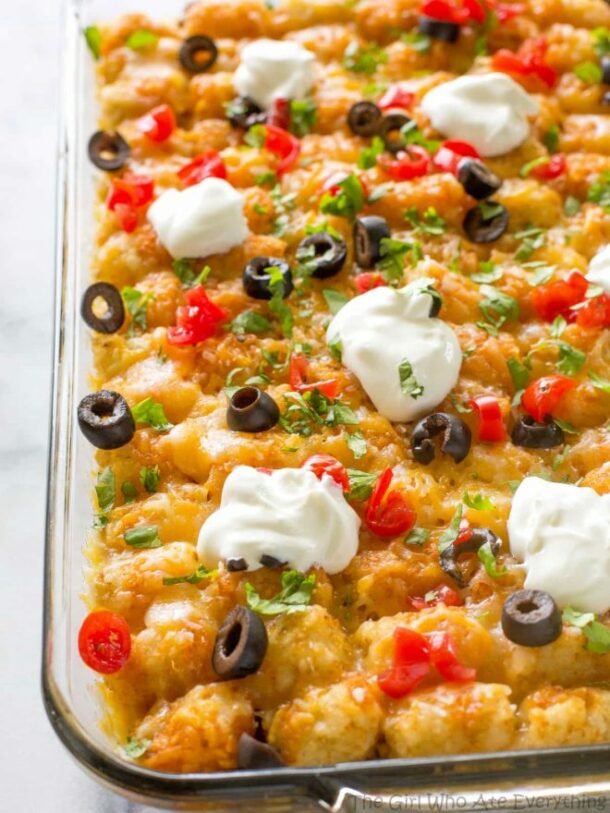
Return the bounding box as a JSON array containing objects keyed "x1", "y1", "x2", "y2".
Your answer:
[{"x1": 0, "y1": 3, "x2": 156, "y2": 811}]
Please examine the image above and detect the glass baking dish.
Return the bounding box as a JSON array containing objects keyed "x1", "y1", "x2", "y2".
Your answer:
[{"x1": 42, "y1": 0, "x2": 610, "y2": 808}]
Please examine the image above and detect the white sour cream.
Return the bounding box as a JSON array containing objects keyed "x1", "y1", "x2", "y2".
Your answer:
[
  {"x1": 147, "y1": 177, "x2": 248, "y2": 259},
  {"x1": 587, "y1": 245, "x2": 610, "y2": 294},
  {"x1": 233, "y1": 39, "x2": 315, "y2": 110},
  {"x1": 326, "y1": 281, "x2": 461, "y2": 423},
  {"x1": 508, "y1": 477, "x2": 610, "y2": 614},
  {"x1": 196, "y1": 465, "x2": 360, "y2": 574},
  {"x1": 421, "y1": 72, "x2": 539, "y2": 157}
]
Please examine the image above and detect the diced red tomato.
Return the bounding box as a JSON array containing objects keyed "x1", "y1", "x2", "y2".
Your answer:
[
  {"x1": 378, "y1": 146, "x2": 430, "y2": 181},
  {"x1": 113, "y1": 203, "x2": 139, "y2": 233},
  {"x1": 177, "y1": 151, "x2": 227, "y2": 187},
  {"x1": 421, "y1": 0, "x2": 470, "y2": 23},
  {"x1": 364, "y1": 468, "x2": 416, "y2": 538},
  {"x1": 428, "y1": 632, "x2": 477, "y2": 682},
  {"x1": 354, "y1": 272, "x2": 387, "y2": 294},
  {"x1": 469, "y1": 395, "x2": 506, "y2": 442},
  {"x1": 167, "y1": 285, "x2": 227, "y2": 346},
  {"x1": 531, "y1": 272, "x2": 588, "y2": 323},
  {"x1": 137, "y1": 104, "x2": 176, "y2": 143},
  {"x1": 456, "y1": 518, "x2": 474, "y2": 546},
  {"x1": 302, "y1": 454, "x2": 350, "y2": 492},
  {"x1": 433, "y1": 140, "x2": 480, "y2": 176},
  {"x1": 378, "y1": 627, "x2": 431, "y2": 698},
  {"x1": 530, "y1": 153, "x2": 566, "y2": 180},
  {"x1": 421, "y1": 0, "x2": 522, "y2": 24},
  {"x1": 78, "y1": 610, "x2": 131, "y2": 674},
  {"x1": 521, "y1": 375, "x2": 576, "y2": 423},
  {"x1": 288, "y1": 353, "x2": 339, "y2": 398},
  {"x1": 492, "y1": 37, "x2": 557, "y2": 89},
  {"x1": 410, "y1": 584, "x2": 463, "y2": 610},
  {"x1": 378, "y1": 85, "x2": 415, "y2": 111},
  {"x1": 265, "y1": 124, "x2": 301, "y2": 175},
  {"x1": 268, "y1": 97, "x2": 290, "y2": 130},
  {"x1": 575, "y1": 293, "x2": 610, "y2": 329},
  {"x1": 106, "y1": 173, "x2": 154, "y2": 232}
]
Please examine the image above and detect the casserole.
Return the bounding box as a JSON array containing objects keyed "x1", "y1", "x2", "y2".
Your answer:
[{"x1": 43, "y1": 0, "x2": 610, "y2": 808}]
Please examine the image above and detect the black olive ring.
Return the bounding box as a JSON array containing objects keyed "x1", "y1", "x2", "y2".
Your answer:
[
  {"x1": 242, "y1": 257, "x2": 293, "y2": 301},
  {"x1": 213, "y1": 605, "x2": 268, "y2": 680},
  {"x1": 296, "y1": 232, "x2": 347, "y2": 279},
  {"x1": 411, "y1": 412, "x2": 472, "y2": 465},
  {"x1": 463, "y1": 202, "x2": 509, "y2": 244},
  {"x1": 457, "y1": 159, "x2": 503, "y2": 201},
  {"x1": 378, "y1": 113, "x2": 412, "y2": 155},
  {"x1": 353, "y1": 215, "x2": 391, "y2": 269},
  {"x1": 179, "y1": 35, "x2": 218, "y2": 73},
  {"x1": 440, "y1": 528, "x2": 501, "y2": 587},
  {"x1": 226, "y1": 387, "x2": 280, "y2": 433},
  {"x1": 237, "y1": 733, "x2": 285, "y2": 770},
  {"x1": 418, "y1": 15, "x2": 460, "y2": 43},
  {"x1": 87, "y1": 130, "x2": 131, "y2": 172},
  {"x1": 347, "y1": 101, "x2": 383, "y2": 138},
  {"x1": 226, "y1": 96, "x2": 264, "y2": 129},
  {"x1": 511, "y1": 416, "x2": 564, "y2": 449},
  {"x1": 502, "y1": 589, "x2": 562, "y2": 647},
  {"x1": 77, "y1": 390, "x2": 135, "y2": 450},
  {"x1": 226, "y1": 557, "x2": 249, "y2": 572},
  {"x1": 81, "y1": 282, "x2": 125, "y2": 334}
]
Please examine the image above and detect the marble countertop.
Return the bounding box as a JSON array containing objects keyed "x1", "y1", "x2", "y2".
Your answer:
[{"x1": 0, "y1": 3, "x2": 155, "y2": 811}]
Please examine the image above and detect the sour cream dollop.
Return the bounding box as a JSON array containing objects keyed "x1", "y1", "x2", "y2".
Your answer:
[
  {"x1": 197, "y1": 465, "x2": 360, "y2": 574},
  {"x1": 587, "y1": 244, "x2": 610, "y2": 294},
  {"x1": 147, "y1": 177, "x2": 248, "y2": 259},
  {"x1": 421, "y1": 73, "x2": 539, "y2": 157},
  {"x1": 326, "y1": 280, "x2": 461, "y2": 423},
  {"x1": 233, "y1": 38, "x2": 315, "y2": 110},
  {"x1": 508, "y1": 477, "x2": 610, "y2": 614}
]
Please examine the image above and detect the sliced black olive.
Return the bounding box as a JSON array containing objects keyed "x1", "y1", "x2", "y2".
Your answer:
[
  {"x1": 227, "y1": 387, "x2": 280, "y2": 433},
  {"x1": 511, "y1": 416, "x2": 564, "y2": 449},
  {"x1": 411, "y1": 413, "x2": 472, "y2": 465},
  {"x1": 378, "y1": 113, "x2": 412, "y2": 154},
  {"x1": 440, "y1": 528, "x2": 500, "y2": 587},
  {"x1": 237, "y1": 733, "x2": 285, "y2": 770},
  {"x1": 259, "y1": 554, "x2": 287, "y2": 568},
  {"x1": 81, "y1": 282, "x2": 125, "y2": 334},
  {"x1": 347, "y1": 101, "x2": 383, "y2": 138},
  {"x1": 602, "y1": 56, "x2": 610, "y2": 85},
  {"x1": 179, "y1": 35, "x2": 218, "y2": 73},
  {"x1": 226, "y1": 96, "x2": 264, "y2": 129},
  {"x1": 353, "y1": 215, "x2": 391, "y2": 268},
  {"x1": 227, "y1": 557, "x2": 248, "y2": 572},
  {"x1": 242, "y1": 257, "x2": 293, "y2": 301},
  {"x1": 296, "y1": 232, "x2": 347, "y2": 279},
  {"x1": 423, "y1": 286, "x2": 442, "y2": 318},
  {"x1": 502, "y1": 589, "x2": 562, "y2": 647},
  {"x1": 77, "y1": 390, "x2": 135, "y2": 450},
  {"x1": 87, "y1": 131, "x2": 130, "y2": 172},
  {"x1": 213, "y1": 606, "x2": 268, "y2": 679},
  {"x1": 418, "y1": 15, "x2": 460, "y2": 43},
  {"x1": 457, "y1": 159, "x2": 503, "y2": 201},
  {"x1": 463, "y1": 202, "x2": 509, "y2": 244}
]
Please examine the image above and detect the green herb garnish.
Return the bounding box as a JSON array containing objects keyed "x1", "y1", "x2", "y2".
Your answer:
[
  {"x1": 125, "y1": 737, "x2": 150, "y2": 758},
  {"x1": 463, "y1": 491, "x2": 495, "y2": 511},
  {"x1": 405, "y1": 527, "x2": 430, "y2": 546},
  {"x1": 131, "y1": 398, "x2": 173, "y2": 432},
  {"x1": 563, "y1": 607, "x2": 610, "y2": 654},
  {"x1": 289, "y1": 98, "x2": 317, "y2": 136},
  {"x1": 323, "y1": 288, "x2": 349, "y2": 315},
  {"x1": 345, "y1": 430, "x2": 368, "y2": 459},
  {"x1": 124, "y1": 525, "x2": 162, "y2": 549},
  {"x1": 229, "y1": 310, "x2": 272, "y2": 335},
  {"x1": 139, "y1": 465, "x2": 161, "y2": 494},
  {"x1": 125, "y1": 29, "x2": 158, "y2": 50},
  {"x1": 245, "y1": 570, "x2": 316, "y2": 615},
  {"x1": 398, "y1": 358, "x2": 424, "y2": 399},
  {"x1": 320, "y1": 174, "x2": 365, "y2": 220},
  {"x1": 342, "y1": 41, "x2": 388, "y2": 74},
  {"x1": 122, "y1": 286, "x2": 154, "y2": 337},
  {"x1": 163, "y1": 565, "x2": 213, "y2": 586},
  {"x1": 347, "y1": 468, "x2": 379, "y2": 501}
]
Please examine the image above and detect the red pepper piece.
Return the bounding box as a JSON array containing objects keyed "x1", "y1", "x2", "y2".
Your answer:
[
  {"x1": 531, "y1": 271, "x2": 588, "y2": 323},
  {"x1": 469, "y1": 395, "x2": 506, "y2": 442},
  {"x1": 521, "y1": 375, "x2": 576, "y2": 423},
  {"x1": 302, "y1": 454, "x2": 350, "y2": 492},
  {"x1": 265, "y1": 124, "x2": 301, "y2": 176},
  {"x1": 378, "y1": 627, "x2": 431, "y2": 698},
  {"x1": 530, "y1": 153, "x2": 566, "y2": 180},
  {"x1": 268, "y1": 97, "x2": 291, "y2": 130},
  {"x1": 354, "y1": 272, "x2": 387, "y2": 294},
  {"x1": 575, "y1": 293, "x2": 610, "y2": 329},
  {"x1": 378, "y1": 85, "x2": 415, "y2": 111},
  {"x1": 177, "y1": 151, "x2": 227, "y2": 187},
  {"x1": 433, "y1": 139, "x2": 480, "y2": 175},
  {"x1": 167, "y1": 285, "x2": 227, "y2": 346},
  {"x1": 428, "y1": 631, "x2": 476, "y2": 682},
  {"x1": 78, "y1": 610, "x2": 132, "y2": 674},
  {"x1": 106, "y1": 173, "x2": 155, "y2": 232},
  {"x1": 410, "y1": 584, "x2": 463, "y2": 610},
  {"x1": 364, "y1": 468, "x2": 417, "y2": 538},
  {"x1": 288, "y1": 353, "x2": 339, "y2": 398},
  {"x1": 378, "y1": 145, "x2": 430, "y2": 181},
  {"x1": 137, "y1": 104, "x2": 176, "y2": 143},
  {"x1": 492, "y1": 37, "x2": 557, "y2": 89}
]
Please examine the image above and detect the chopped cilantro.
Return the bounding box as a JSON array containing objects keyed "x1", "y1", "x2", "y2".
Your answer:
[
  {"x1": 405, "y1": 527, "x2": 430, "y2": 546},
  {"x1": 543, "y1": 125, "x2": 560, "y2": 154},
  {"x1": 477, "y1": 285, "x2": 520, "y2": 336},
  {"x1": 404, "y1": 206, "x2": 447, "y2": 236},
  {"x1": 139, "y1": 465, "x2": 161, "y2": 494},
  {"x1": 398, "y1": 358, "x2": 424, "y2": 399},
  {"x1": 593, "y1": 27, "x2": 610, "y2": 57},
  {"x1": 84, "y1": 25, "x2": 102, "y2": 59},
  {"x1": 131, "y1": 398, "x2": 173, "y2": 432},
  {"x1": 588, "y1": 170, "x2": 610, "y2": 210},
  {"x1": 320, "y1": 174, "x2": 365, "y2": 220},
  {"x1": 323, "y1": 288, "x2": 349, "y2": 315},
  {"x1": 267, "y1": 265, "x2": 293, "y2": 337},
  {"x1": 399, "y1": 119, "x2": 441, "y2": 154},
  {"x1": 555, "y1": 341, "x2": 586, "y2": 376},
  {"x1": 368, "y1": 182, "x2": 392, "y2": 203},
  {"x1": 470, "y1": 260, "x2": 503, "y2": 284},
  {"x1": 463, "y1": 491, "x2": 495, "y2": 511},
  {"x1": 229, "y1": 310, "x2": 272, "y2": 335},
  {"x1": 328, "y1": 335, "x2": 343, "y2": 361},
  {"x1": 254, "y1": 170, "x2": 278, "y2": 187},
  {"x1": 574, "y1": 61, "x2": 603, "y2": 84},
  {"x1": 588, "y1": 371, "x2": 610, "y2": 393},
  {"x1": 563, "y1": 607, "x2": 610, "y2": 654},
  {"x1": 171, "y1": 259, "x2": 211, "y2": 288},
  {"x1": 280, "y1": 390, "x2": 358, "y2": 436},
  {"x1": 477, "y1": 200, "x2": 505, "y2": 222},
  {"x1": 246, "y1": 570, "x2": 316, "y2": 615},
  {"x1": 345, "y1": 430, "x2": 368, "y2": 459},
  {"x1": 347, "y1": 468, "x2": 379, "y2": 501},
  {"x1": 95, "y1": 467, "x2": 115, "y2": 526},
  {"x1": 342, "y1": 41, "x2": 388, "y2": 75},
  {"x1": 357, "y1": 135, "x2": 385, "y2": 170},
  {"x1": 122, "y1": 286, "x2": 154, "y2": 337},
  {"x1": 289, "y1": 98, "x2": 317, "y2": 136},
  {"x1": 124, "y1": 525, "x2": 162, "y2": 549},
  {"x1": 125, "y1": 737, "x2": 150, "y2": 758},
  {"x1": 551, "y1": 315, "x2": 567, "y2": 338},
  {"x1": 564, "y1": 196, "x2": 580, "y2": 217},
  {"x1": 438, "y1": 504, "x2": 463, "y2": 552},
  {"x1": 244, "y1": 124, "x2": 266, "y2": 148},
  {"x1": 553, "y1": 417, "x2": 578, "y2": 435},
  {"x1": 515, "y1": 226, "x2": 546, "y2": 262},
  {"x1": 478, "y1": 541, "x2": 507, "y2": 579},
  {"x1": 121, "y1": 481, "x2": 138, "y2": 504},
  {"x1": 400, "y1": 31, "x2": 432, "y2": 53},
  {"x1": 125, "y1": 29, "x2": 158, "y2": 50},
  {"x1": 507, "y1": 357, "x2": 531, "y2": 393},
  {"x1": 377, "y1": 237, "x2": 421, "y2": 284},
  {"x1": 163, "y1": 565, "x2": 213, "y2": 586}
]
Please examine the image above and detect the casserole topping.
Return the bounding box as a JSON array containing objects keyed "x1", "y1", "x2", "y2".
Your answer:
[{"x1": 233, "y1": 39, "x2": 315, "y2": 110}]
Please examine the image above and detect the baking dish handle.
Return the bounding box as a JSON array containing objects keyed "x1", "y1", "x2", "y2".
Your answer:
[{"x1": 316, "y1": 778, "x2": 610, "y2": 812}]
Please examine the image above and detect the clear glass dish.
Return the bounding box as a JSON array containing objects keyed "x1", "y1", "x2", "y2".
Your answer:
[{"x1": 43, "y1": 0, "x2": 610, "y2": 808}]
